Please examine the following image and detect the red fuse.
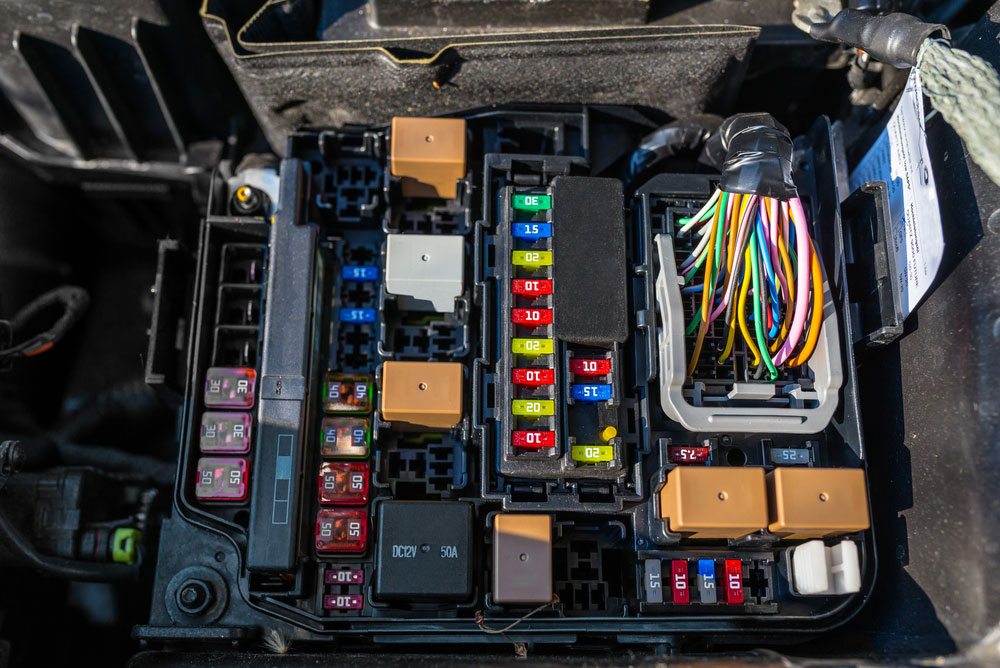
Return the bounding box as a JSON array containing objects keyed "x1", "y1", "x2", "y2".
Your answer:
[
  {"x1": 512, "y1": 368, "x2": 554, "y2": 386},
  {"x1": 671, "y1": 560, "x2": 690, "y2": 604},
  {"x1": 569, "y1": 358, "x2": 611, "y2": 377},
  {"x1": 511, "y1": 279, "x2": 553, "y2": 298},
  {"x1": 724, "y1": 559, "x2": 744, "y2": 605},
  {"x1": 316, "y1": 509, "x2": 367, "y2": 553},
  {"x1": 512, "y1": 430, "x2": 555, "y2": 449},
  {"x1": 668, "y1": 446, "x2": 711, "y2": 463},
  {"x1": 318, "y1": 462, "x2": 369, "y2": 505},
  {"x1": 512, "y1": 308, "x2": 553, "y2": 325}
]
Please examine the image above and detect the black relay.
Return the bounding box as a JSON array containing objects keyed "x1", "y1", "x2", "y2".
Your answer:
[{"x1": 374, "y1": 501, "x2": 474, "y2": 601}]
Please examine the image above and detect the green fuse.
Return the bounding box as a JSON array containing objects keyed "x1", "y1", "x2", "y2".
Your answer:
[
  {"x1": 513, "y1": 193, "x2": 551, "y2": 212},
  {"x1": 571, "y1": 444, "x2": 614, "y2": 463},
  {"x1": 512, "y1": 399, "x2": 555, "y2": 417},
  {"x1": 512, "y1": 250, "x2": 552, "y2": 269}
]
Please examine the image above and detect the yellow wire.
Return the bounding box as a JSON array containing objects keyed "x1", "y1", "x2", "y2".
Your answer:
[
  {"x1": 686, "y1": 197, "x2": 722, "y2": 376},
  {"x1": 717, "y1": 300, "x2": 739, "y2": 363},
  {"x1": 736, "y1": 244, "x2": 760, "y2": 367}
]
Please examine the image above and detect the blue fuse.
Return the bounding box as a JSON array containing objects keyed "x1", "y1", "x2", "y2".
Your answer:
[
  {"x1": 512, "y1": 222, "x2": 552, "y2": 242},
  {"x1": 698, "y1": 559, "x2": 717, "y2": 604},
  {"x1": 339, "y1": 308, "x2": 376, "y2": 323},
  {"x1": 570, "y1": 384, "x2": 612, "y2": 402},
  {"x1": 342, "y1": 265, "x2": 378, "y2": 282}
]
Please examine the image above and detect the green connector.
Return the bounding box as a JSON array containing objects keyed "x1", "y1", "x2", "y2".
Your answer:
[
  {"x1": 512, "y1": 193, "x2": 551, "y2": 212},
  {"x1": 112, "y1": 527, "x2": 142, "y2": 565}
]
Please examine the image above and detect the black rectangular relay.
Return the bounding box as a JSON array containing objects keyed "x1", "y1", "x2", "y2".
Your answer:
[{"x1": 374, "y1": 501, "x2": 474, "y2": 601}]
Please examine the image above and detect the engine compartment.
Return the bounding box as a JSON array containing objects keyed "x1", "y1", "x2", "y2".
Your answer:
[{"x1": 0, "y1": 1, "x2": 998, "y2": 666}]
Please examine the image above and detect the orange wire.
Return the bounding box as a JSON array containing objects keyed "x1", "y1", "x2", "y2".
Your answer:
[
  {"x1": 787, "y1": 238, "x2": 824, "y2": 368},
  {"x1": 25, "y1": 341, "x2": 54, "y2": 357}
]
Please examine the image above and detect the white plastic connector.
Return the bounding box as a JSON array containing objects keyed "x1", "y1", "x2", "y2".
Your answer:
[{"x1": 790, "y1": 539, "x2": 862, "y2": 596}]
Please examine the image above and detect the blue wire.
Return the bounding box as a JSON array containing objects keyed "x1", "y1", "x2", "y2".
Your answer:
[{"x1": 754, "y1": 212, "x2": 780, "y2": 338}]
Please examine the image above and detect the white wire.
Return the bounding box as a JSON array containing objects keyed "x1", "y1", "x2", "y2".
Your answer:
[{"x1": 678, "y1": 188, "x2": 721, "y2": 235}]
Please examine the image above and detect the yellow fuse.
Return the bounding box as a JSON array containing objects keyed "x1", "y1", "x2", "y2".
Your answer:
[
  {"x1": 511, "y1": 250, "x2": 552, "y2": 269},
  {"x1": 511, "y1": 338, "x2": 554, "y2": 356},
  {"x1": 512, "y1": 399, "x2": 555, "y2": 417},
  {"x1": 571, "y1": 445, "x2": 614, "y2": 462}
]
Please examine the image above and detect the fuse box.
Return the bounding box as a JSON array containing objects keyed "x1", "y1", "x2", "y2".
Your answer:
[{"x1": 141, "y1": 106, "x2": 874, "y2": 650}]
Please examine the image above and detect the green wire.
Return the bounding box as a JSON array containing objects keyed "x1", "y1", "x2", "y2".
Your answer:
[
  {"x1": 678, "y1": 204, "x2": 718, "y2": 227},
  {"x1": 683, "y1": 251, "x2": 708, "y2": 284},
  {"x1": 686, "y1": 305, "x2": 701, "y2": 335},
  {"x1": 683, "y1": 193, "x2": 728, "y2": 286},
  {"x1": 749, "y1": 230, "x2": 778, "y2": 381},
  {"x1": 709, "y1": 193, "x2": 728, "y2": 290},
  {"x1": 682, "y1": 193, "x2": 728, "y2": 338}
]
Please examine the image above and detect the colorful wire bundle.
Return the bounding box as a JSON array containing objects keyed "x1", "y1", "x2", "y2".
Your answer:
[{"x1": 677, "y1": 189, "x2": 824, "y2": 381}]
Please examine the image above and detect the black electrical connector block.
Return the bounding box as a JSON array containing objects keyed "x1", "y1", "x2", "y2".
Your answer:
[
  {"x1": 374, "y1": 501, "x2": 473, "y2": 601},
  {"x1": 810, "y1": 9, "x2": 949, "y2": 68}
]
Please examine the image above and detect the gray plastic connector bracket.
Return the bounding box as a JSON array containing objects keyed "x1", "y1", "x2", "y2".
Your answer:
[{"x1": 654, "y1": 234, "x2": 842, "y2": 434}]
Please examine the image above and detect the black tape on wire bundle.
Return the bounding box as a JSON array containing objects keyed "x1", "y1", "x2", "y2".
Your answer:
[{"x1": 717, "y1": 113, "x2": 798, "y2": 199}]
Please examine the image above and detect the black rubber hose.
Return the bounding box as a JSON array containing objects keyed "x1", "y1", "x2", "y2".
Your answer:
[
  {"x1": 628, "y1": 115, "x2": 722, "y2": 180},
  {"x1": 809, "y1": 9, "x2": 949, "y2": 68},
  {"x1": 0, "y1": 505, "x2": 139, "y2": 581}
]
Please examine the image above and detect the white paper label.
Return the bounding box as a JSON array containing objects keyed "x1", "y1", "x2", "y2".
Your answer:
[{"x1": 849, "y1": 67, "x2": 943, "y2": 317}]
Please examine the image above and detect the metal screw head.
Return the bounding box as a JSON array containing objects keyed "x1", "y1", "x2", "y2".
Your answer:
[{"x1": 176, "y1": 579, "x2": 214, "y2": 615}]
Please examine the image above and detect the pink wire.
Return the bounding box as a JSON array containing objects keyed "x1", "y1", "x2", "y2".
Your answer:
[
  {"x1": 763, "y1": 198, "x2": 789, "y2": 303},
  {"x1": 772, "y1": 197, "x2": 811, "y2": 366}
]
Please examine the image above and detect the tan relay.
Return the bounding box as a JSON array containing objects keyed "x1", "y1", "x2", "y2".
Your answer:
[
  {"x1": 767, "y1": 467, "x2": 870, "y2": 539},
  {"x1": 493, "y1": 514, "x2": 552, "y2": 604},
  {"x1": 380, "y1": 361, "x2": 464, "y2": 429},
  {"x1": 658, "y1": 467, "x2": 768, "y2": 538},
  {"x1": 390, "y1": 117, "x2": 467, "y2": 199}
]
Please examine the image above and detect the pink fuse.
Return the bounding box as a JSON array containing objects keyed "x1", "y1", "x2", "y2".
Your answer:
[
  {"x1": 324, "y1": 568, "x2": 364, "y2": 585},
  {"x1": 194, "y1": 457, "x2": 248, "y2": 501},
  {"x1": 323, "y1": 594, "x2": 364, "y2": 610},
  {"x1": 199, "y1": 412, "x2": 252, "y2": 453},
  {"x1": 204, "y1": 367, "x2": 256, "y2": 408}
]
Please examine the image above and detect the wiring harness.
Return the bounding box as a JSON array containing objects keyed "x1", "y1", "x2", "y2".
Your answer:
[
  {"x1": 680, "y1": 114, "x2": 824, "y2": 381},
  {"x1": 0, "y1": 286, "x2": 89, "y2": 362}
]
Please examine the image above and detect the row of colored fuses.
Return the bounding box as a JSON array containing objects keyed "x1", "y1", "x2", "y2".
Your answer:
[
  {"x1": 508, "y1": 193, "x2": 616, "y2": 463},
  {"x1": 644, "y1": 558, "x2": 750, "y2": 606}
]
